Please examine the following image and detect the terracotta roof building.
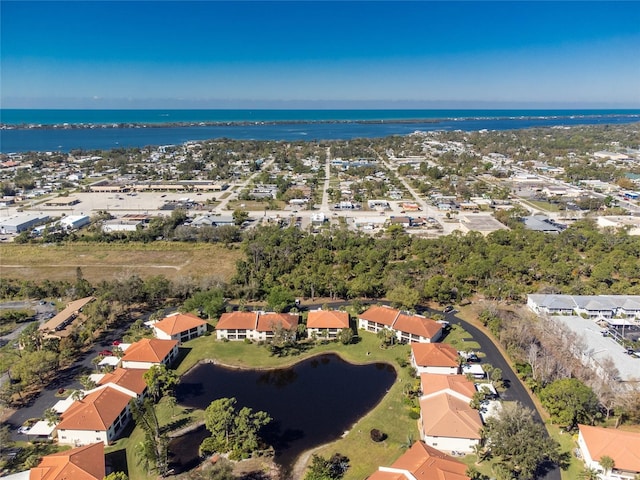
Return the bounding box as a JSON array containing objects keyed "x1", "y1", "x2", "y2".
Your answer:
[
  {"x1": 216, "y1": 311, "x2": 300, "y2": 341},
  {"x1": 419, "y1": 393, "x2": 482, "y2": 454},
  {"x1": 120, "y1": 338, "x2": 178, "y2": 370},
  {"x1": 29, "y1": 442, "x2": 105, "y2": 480},
  {"x1": 307, "y1": 309, "x2": 351, "y2": 339},
  {"x1": 96, "y1": 367, "x2": 148, "y2": 397},
  {"x1": 359, "y1": 306, "x2": 442, "y2": 343},
  {"x1": 578, "y1": 424, "x2": 640, "y2": 479},
  {"x1": 56, "y1": 386, "x2": 135, "y2": 446},
  {"x1": 420, "y1": 374, "x2": 477, "y2": 401},
  {"x1": 411, "y1": 343, "x2": 460, "y2": 375},
  {"x1": 368, "y1": 441, "x2": 470, "y2": 480},
  {"x1": 152, "y1": 312, "x2": 208, "y2": 343}
]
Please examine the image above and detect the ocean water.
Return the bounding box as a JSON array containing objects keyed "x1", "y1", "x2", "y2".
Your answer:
[{"x1": 1, "y1": 109, "x2": 639, "y2": 153}]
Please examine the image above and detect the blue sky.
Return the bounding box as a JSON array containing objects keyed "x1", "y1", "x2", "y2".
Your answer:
[{"x1": 1, "y1": 1, "x2": 639, "y2": 109}]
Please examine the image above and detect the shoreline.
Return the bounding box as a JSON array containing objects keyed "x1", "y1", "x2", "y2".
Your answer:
[
  {"x1": 176, "y1": 349, "x2": 401, "y2": 478},
  {"x1": 2, "y1": 112, "x2": 637, "y2": 130}
]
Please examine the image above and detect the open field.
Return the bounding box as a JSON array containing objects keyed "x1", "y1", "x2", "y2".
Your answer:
[{"x1": 0, "y1": 242, "x2": 242, "y2": 283}]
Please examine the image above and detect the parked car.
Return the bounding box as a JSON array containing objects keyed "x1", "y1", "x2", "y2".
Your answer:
[
  {"x1": 99, "y1": 350, "x2": 113, "y2": 356},
  {"x1": 443, "y1": 305, "x2": 455, "y2": 314}
]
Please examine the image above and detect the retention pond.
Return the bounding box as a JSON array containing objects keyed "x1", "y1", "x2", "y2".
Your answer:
[{"x1": 172, "y1": 353, "x2": 397, "y2": 474}]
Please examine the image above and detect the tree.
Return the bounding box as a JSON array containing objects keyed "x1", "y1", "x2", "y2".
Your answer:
[
  {"x1": 579, "y1": 467, "x2": 600, "y2": 480},
  {"x1": 387, "y1": 284, "x2": 421, "y2": 311},
  {"x1": 143, "y1": 364, "x2": 178, "y2": 402},
  {"x1": 539, "y1": 378, "x2": 601, "y2": 430},
  {"x1": 130, "y1": 398, "x2": 169, "y2": 476},
  {"x1": 483, "y1": 402, "x2": 560, "y2": 480},
  {"x1": 266, "y1": 285, "x2": 295, "y2": 313},
  {"x1": 337, "y1": 327, "x2": 354, "y2": 345},
  {"x1": 43, "y1": 407, "x2": 60, "y2": 427},
  {"x1": 183, "y1": 288, "x2": 226, "y2": 319},
  {"x1": 232, "y1": 209, "x2": 250, "y2": 226},
  {"x1": 202, "y1": 397, "x2": 272, "y2": 459},
  {"x1": 599, "y1": 455, "x2": 615, "y2": 475},
  {"x1": 104, "y1": 473, "x2": 129, "y2": 480},
  {"x1": 304, "y1": 453, "x2": 349, "y2": 480},
  {"x1": 377, "y1": 327, "x2": 396, "y2": 348}
]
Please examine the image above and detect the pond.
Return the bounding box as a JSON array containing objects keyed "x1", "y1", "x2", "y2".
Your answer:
[{"x1": 172, "y1": 353, "x2": 397, "y2": 474}]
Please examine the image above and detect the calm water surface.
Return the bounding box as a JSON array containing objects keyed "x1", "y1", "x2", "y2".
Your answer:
[{"x1": 173, "y1": 353, "x2": 396, "y2": 474}]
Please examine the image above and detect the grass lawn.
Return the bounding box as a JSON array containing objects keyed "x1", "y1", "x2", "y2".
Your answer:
[
  {"x1": 442, "y1": 323, "x2": 481, "y2": 353},
  {"x1": 226, "y1": 199, "x2": 286, "y2": 211},
  {"x1": 0, "y1": 242, "x2": 241, "y2": 283},
  {"x1": 547, "y1": 424, "x2": 583, "y2": 480},
  {"x1": 172, "y1": 331, "x2": 418, "y2": 480}
]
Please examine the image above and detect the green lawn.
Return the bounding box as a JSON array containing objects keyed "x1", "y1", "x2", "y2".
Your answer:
[
  {"x1": 174, "y1": 331, "x2": 417, "y2": 480},
  {"x1": 112, "y1": 322, "x2": 494, "y2": 480}
]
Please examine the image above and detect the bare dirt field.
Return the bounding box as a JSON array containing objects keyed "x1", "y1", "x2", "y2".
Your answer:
[{"x1": 0, "y1": 242, "x2": 242, "y2": 283}]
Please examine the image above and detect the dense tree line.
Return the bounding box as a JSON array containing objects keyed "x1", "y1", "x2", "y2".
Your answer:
[{"x1": 230, "y1": 219, "x2": 640, "y2": 302}]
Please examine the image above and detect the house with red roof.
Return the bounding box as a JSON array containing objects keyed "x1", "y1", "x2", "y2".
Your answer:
[
  {"x1": 120, "y1": 338, "x2": 178, "y2": 370},
  {"x1": 418, "y1": 393, "x2": 482, "y2": 454},
  {"x1": 28, "y1": 442, "x2": 105, "y2": 480},
  {"x1": 417, "y1": 373, "x2": 482, "y2": 454},
  {"x1": 306, "y1": 309, "x2": 351, "y2": 339},
  {"x1": 368, "y1": 441, "x2": 470, "y2": 480},
  {"x1": 358, "y1": 305, "x2": 442, "y2": 343},
  {"x1": 152, "y1": 312, "x2": 208, "y2": 343},
  {"x1": 56, "y1": 386, "x2": 135, "y2": 446},
  {"x1": 216, "y1": 311, "x2": 299, "y2": 341},
  {"x1": 411, "y1": 343, "x2": 460, "y2": 375},
  {"x1": 577, "y1": 424, "x2": 640, "y2": 479},
  {"x1": 95, "y1": 367, "x2": 148, "y2": 397}
]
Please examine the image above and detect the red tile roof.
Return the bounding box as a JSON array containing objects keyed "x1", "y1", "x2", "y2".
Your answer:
[
  {"x1": 420, "y1": 374, "x2": 476, "y2": 400},
  {"x1": 216, "y1": 311, "x2": 258, "y2": 330},
  {"x1": 393, "y1": 313, "x2": 441, "y2": 340},
  {"x1": 97, "y1": 367, "x2": 147, "y2": 395},
  {"x1": 420, "y1": 394, "x2": 482, "y2": 440},
  {"x1": 153, "y1": 312, "x2": 207, "y2": 335},
  {"x1": 121, "y1": 338, "x2": 177, "y2": 364},
  {"x1": 412, "y1": 343, "x2": 459, "y2": 368},
  {"x1": 368, "y1": 441, "x2": 470, "y2": 480},
  {"x1": 56, "y1": 387, "x2": 133, "y2": 431},
  {"x1": 256, "y1": 313, "x2": 299, "y2": 332},
  {"x1": 359, "y1": 305, "x2": 400, "y2": 327},
  {"x1": 307, "y1": 310, "x2": 350, "y2": 329},
  {"x1": 579, "y1": 424, "x2": 640, "y2": 473},
  {"x1": 29, "y1": 443, "x2": 105, "y2": 480}
]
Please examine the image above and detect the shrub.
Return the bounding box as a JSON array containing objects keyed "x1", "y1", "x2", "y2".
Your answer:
[{"x1": 370, "y1": 428, "x2": 387, "y2": 442}]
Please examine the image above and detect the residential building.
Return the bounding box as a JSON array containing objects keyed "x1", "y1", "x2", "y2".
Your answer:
[
  {"x1": 216, "y1": 311, "x2": 300, "y2": 341},
  {"x1": 152, "y1": 312, "x2": 208, "y2": 343},
  {"x1": 411, "y1": 343, "x2": 460, "y2": 375},
  {"x1": 95, "y1": 367, "x2": 148, "y2": 397},
  {"x1": 38, "y1": 296, "x2": 95, "y2": 339},
  {"x1": 56, "y1": 386, "x2": 135, "y2": 446},
  {"x1": 120, "y1": 338, "x2": 179, "y2": 370},
  {"x1": 368, "y1": 441, "x2": 470, "y2": 480},
  {"x1": 28, "y1": 442, "x2": 105, "y2": 480},
  {"x1": 577, "y1": 424, "x2": 640, "y2": 479},
  {"x1": 358, "y1": 305, "x2": 442, "y2": 343},
  {"x1": 418, "y1": 392, "x2": 482, "y2": 453},
  {"x1": 307, "y1": 309, "x2": 351, "y2": 339}
]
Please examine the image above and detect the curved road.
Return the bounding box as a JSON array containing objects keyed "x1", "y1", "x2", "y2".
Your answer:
[{"x1": 305, "y1": 300, "x2": 561, "y2": 480}]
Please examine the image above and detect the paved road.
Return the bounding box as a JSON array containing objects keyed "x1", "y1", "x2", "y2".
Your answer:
[
  {"x1": 6, "y1": 320, "x2": 132, "y2": 441},
  {"x1": 433, "y1": 310, "x2": 560, "y2": 480},
  {"x1": 303, "y1": 300, "x2": 561, "y2": 480}
]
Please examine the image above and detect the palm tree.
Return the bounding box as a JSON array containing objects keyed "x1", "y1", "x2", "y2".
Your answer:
[
  {"x1": 600, "y1": 455, "x2": 615, "y2": 476},
  {"x1": 579, "y1": 467, "x2": 600, "y2": 480}
]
